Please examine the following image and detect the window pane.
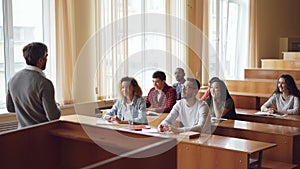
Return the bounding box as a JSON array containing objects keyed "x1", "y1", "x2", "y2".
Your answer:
[
  {"x1": 98, "y1": 0, "x2": 185, "y2": 98},
  {"x1": 225, "y1": 3, "x2": 238, "y2": 78},
  {"x1": 209, "y1": 0, "x2": 249, "y2": 79},
  {"x1": 12, "y1": 0, "x2": 43, "y2": 73}
]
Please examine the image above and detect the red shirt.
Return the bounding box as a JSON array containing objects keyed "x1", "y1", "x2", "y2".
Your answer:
[
  {"x1": 146, "y1": 84, "x2": 177, "y2": 113},
  {"x1": 200, "y1": 88, "x2": 210, "y2": 101}
]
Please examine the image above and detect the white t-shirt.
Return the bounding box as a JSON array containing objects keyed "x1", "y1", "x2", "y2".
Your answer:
[
  {"x1": 123, "y1": 102, "x2": 133, "y2": 120},
  {"x1": 161, "y1": 99, "x2": 211, "y2": 132}
]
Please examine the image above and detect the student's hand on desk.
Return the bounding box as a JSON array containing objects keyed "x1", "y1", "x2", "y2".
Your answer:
[
  {"x1": 114, "y1": 116, "x2": 123, "y2": 124},
  {"x1": 105, "y1": 116, "x2": 115, "y2": 122},
  {"x1": 105, "y1": 116, "x2": 125, "y2": 124},
  {"x1": 158, "y1": 124, "x2": 171, "y2": 132},
  {"x1": 265, "y1": 108, "x2": 277, "y2": 114}
]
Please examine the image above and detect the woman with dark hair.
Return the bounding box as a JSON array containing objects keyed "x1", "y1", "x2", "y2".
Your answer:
[
  {"x1": 205, "y1": 78, "x2": 236, "y2": 119},
  {"x1": 200, "y1": 77, "x2": 220, "y2": 101},
  {"x1": 261, "y1": 74, "x2": 300, "y2": 115},
  {"x1": 104, "y1": 76, "x2": 148, "y2": 124}
]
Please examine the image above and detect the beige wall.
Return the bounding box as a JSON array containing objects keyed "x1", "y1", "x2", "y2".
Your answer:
[
  {"x1": 257, "y1": 0, "x2": 300, "y2": 66},
  {"x1": 72, "y1": 0, "x2": 97, "y2": 102}
]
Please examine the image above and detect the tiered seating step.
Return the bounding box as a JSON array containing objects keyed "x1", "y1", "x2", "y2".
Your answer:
[
  {"x1": 261, "y1": 59, "x2": 300, "y2": 69},
  {"x1": 225, "y1": 79, "x2": 276, "y2": 94},
  {"x1": 225, "y1": 79, "x2": 300, "y2": 94},
  {"x1": 244, "y1": 68, "x2": 300, "y2": 80},
  {"x1": 283, "y1": 52, "x2": 300, "y2": 60}
]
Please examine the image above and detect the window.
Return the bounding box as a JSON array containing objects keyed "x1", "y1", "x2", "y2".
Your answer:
[
  {"x1": 209, "y1": 0, "x2": 249, "y2": 79},
  {"x1": 96, "y1": 0, "x2": 186, "y2": 99},
  {"x1": 0, "y1": 0, "x2": 55, "y2": 112}
]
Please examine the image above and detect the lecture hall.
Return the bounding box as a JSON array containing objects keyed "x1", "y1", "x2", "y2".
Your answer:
[{"x1": 0, "y1": 0, "x2": 300, "y2": 169}]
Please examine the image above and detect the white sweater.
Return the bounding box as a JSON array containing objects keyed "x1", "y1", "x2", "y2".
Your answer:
[
  {"x1": 261, "y1": 93, "x2": 300, "y2": 115},
  {"x1": 160, "y1": 99, "x2": 211, "y2": 132}
]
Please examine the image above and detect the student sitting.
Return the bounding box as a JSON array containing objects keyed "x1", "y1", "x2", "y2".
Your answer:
[
  {"x1": 205, "y1": 78, "x2": 236, "y2": 119},
  {"x1": 261, "y1": 74, "x2": 300, "y2": 115},
  {"x1": 200, "y1": 77, "x2": 220, "y2": 101},
  {"x1": 158, "y1": 78, "x2": 210, "y2": 133},
  {"x1": 172, "y1": 68, "x2": 186, "y2": 100},
  {"x1": 146, "y1": 71, "x2": 177, "y2": 113},
  {"x1": 104, "y1": 76, "x2": 148, "y2": 124}
]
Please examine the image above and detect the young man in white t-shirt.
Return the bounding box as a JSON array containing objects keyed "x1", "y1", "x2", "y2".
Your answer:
[{"x1": 158, "y1": 78, "x2": 211, "y2": 133}]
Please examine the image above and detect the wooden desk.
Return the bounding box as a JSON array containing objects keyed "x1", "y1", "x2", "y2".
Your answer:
[
  {"x1": 0, "y1": 120, "x2": 177, "y2": 169},
  {"x1": 177, "y1": 134, "x2": 275, "y2": 169},
  {"x1": 147, "y1": 113, "x2": 169, "y2": 127},
  {"x1": 236, "y1": 108, "x2": 300, "y2": 128},
  {"x1": 61, "y1": 115, "x2": 276, "y2": 169},
  {"x1": 213, "y1": 119, "x2": 300, "y2": 167}
]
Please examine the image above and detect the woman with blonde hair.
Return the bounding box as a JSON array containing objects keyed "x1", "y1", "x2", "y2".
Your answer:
[{"x1": 104, "y1": 76, "x2": 148, "y2": 124}]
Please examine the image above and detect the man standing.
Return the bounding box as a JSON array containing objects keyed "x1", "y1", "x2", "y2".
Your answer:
[
  {"x1": 6, "y1": 42, "x2": 61, "y2": 128},
  {"x1": 172, "y1": 68, "x2": 186, "y2": 100},
  {"x1": 146, "y1": 71, "x2": 177, "y2": 113},
  {"x1": 159, "y1": 78, "x2": 210, "y2": 133}
]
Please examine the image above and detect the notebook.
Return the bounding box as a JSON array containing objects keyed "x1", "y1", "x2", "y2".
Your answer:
[{"x1": 254, "y1": 111, "x2": 287, "y2": 117}]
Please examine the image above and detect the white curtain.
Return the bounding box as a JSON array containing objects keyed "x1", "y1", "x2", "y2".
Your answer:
[
  {"x1": 95, "y1": 0, "x2": 186, "y2": 99},
  {"x1": 209, "y1": 0, "x2": 249, "y2": 80}
]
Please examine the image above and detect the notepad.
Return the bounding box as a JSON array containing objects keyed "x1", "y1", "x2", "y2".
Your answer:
[
  {"x1": 96, "y1": 118, "x2": 118, "y2": 125},
  {"x1": 211, "y1": 117, "x2": 227, "y2": 123},
  {"x1": 146, "y1": 111, "x2": 160, "y2": 116},
  {"x1": 254, "y1": 111, "x2": 287, "y2": 117},
  {"x1": 124, "y1": 125, "x2": 151, "y2": 131},
  {"x1": 141, "y1": 127, "x2": 158, "y2": 133}
]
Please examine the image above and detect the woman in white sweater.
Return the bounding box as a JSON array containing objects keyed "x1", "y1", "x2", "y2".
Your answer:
[{"x1": 261, "y1": 74, "x2": 300, "y2": 115}]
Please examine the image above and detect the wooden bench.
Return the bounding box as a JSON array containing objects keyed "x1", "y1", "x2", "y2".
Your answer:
[
  {"x1": 261, "y1": 59, "x2": 300, "y2": 69},
  {"x1": 283, "y1": 52, "x2": 300, "y2": 60},
  {"x1": 244, "y1": 68, "x2": 300, "y2": 80},
  {"x1": 229, "y1": 91, "x2": 269, "y2": 110},
  {"x1": 225, "y1": 79, "x2": 300, "y2": 94}
]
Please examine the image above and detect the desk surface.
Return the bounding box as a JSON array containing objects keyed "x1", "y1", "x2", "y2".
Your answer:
[
  {"x1": 215, "y1": 119, "x2": 300, "y2": 136},
  {"x1": 236, "y1": 108, "x2": 300, "y2": 127},
  {"x1": 60, "y1": 114, "x2": 276, "y2": 155}
]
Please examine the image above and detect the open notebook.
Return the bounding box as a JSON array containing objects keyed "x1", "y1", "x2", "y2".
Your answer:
[
  {"x1": 211, "y1": 117, "x2": 227, "y2": 123},
  {"x1": 146, "y1": 111, "x2": 160, "y2": 116},
  {"x1": 96, "y1": 118, "x2": 118, "y2": 125},
  {"x1": 254, "y1": 111, "x2": 287, "y2": 117}
]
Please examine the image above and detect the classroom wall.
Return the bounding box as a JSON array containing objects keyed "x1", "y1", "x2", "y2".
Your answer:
[
  {"x1": 257, "y1": 0, "x2": 300, "y2": 66},
  {"x1": 70, "y1": 0, "x2": 300, "y2": 100}
]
